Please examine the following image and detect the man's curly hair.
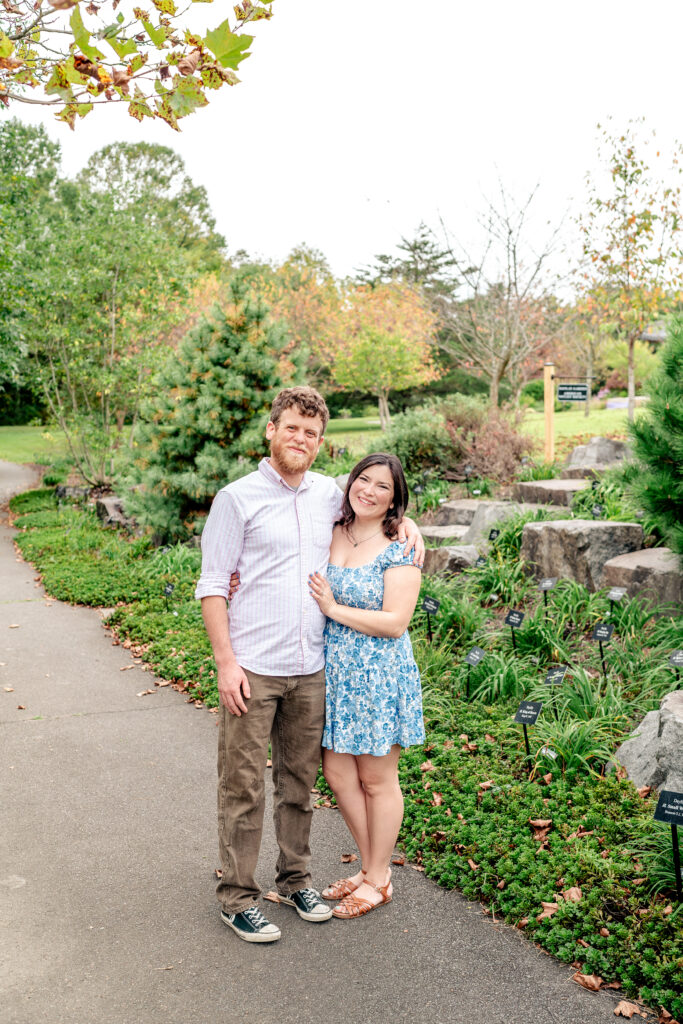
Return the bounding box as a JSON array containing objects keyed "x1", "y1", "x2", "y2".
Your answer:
[{"x1": 269, "y1": 387, "x2": 330, "y2": 434}]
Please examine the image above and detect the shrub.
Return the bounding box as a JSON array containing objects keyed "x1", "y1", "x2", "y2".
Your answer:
[
  {"x1": 443, "y1": 401, "x2": 533, "y2": 483},
  {"x1": 380, "y1": 405, "x2": 453, "y2": 474}
]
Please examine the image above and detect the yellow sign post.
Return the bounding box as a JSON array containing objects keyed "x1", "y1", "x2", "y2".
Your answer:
[{"x1": 544, "y1": 362, "x2": 555, "y2": 463}]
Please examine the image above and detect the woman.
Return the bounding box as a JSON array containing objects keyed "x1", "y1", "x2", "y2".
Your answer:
[{"x1": 308, "y1": 452, "x2": 424, "y2": 919}]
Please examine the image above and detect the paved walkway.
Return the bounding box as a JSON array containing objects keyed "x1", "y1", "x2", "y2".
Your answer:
[{"x1": 0, "y1": 460, "x2": 626, "y2": 1024}]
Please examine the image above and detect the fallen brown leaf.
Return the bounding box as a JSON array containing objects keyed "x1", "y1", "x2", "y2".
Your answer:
[
  {"x1": 517, "y1": 917, "x2": 529, "y2": 928},
  {"x1": 603, "y1": 982, "x2": 622, "y2": 990},
  {"x1": 536, "y1": 901, "x2": 559, "y2": 921},
  {"x1": 563, "y1": 886, "x2": 583, "y2": 902},
  {"x1": 432, "y1": 792, "x2": 443, "y2": 806},
  {"x1": 391, "y1": 854, "x2": 405, "y2": 866},
  {"x1": 614, "y1": 1002, "x2": 641, "y2": 1018},
  {"x1": 497, "y1": 880, "x2": 506, "y2": 890},
  {"x1": 120, "y1": 665, "x2": 134, "y2": 672},
  {"x1": 443, "y1": 739, "x2": 454, "y2": 749},
  {"x1": 541, "y1": 772, "x2": 553, "y2": 785},
  {"x1": 663, "y1": 904, "x2": 673, "y2": 916},
  {"x1": 577, "y1": 939, "x2": 590, "y2": 948},
  {"x1": 263, "y1": 891, "x2": 281, "y2": 903},
  {"x1": 266, "y1": 758, "x2": 272, "y2": 767},
  {"x1": 485, "y1": 733, "x2": 496, "y2": 742},
  {"x1": 4, "y1": 686, "x2": 14, "y2": 692},
  {"x1": 136, "y1": 689, "x2": 154, "y2": 697},
  {"x1": 467, "y1": 859, "x2": 479, "y2": 871},
  {"x1": 340, "y1": 853, "x2": 358, "y2": 863},
  {"x1": 157, "y1": 680, "x2": 171, "y2": 687},
  {"x1": 16, "y1": 704, "x2": 25, "y2": 710},
  {"x1": 479, "y1": 779, "x2": 494, "y2": 790},
  {"x1": 529, "y1": 818, "x2": 553, "y2": 829},
  {"x1": 8, "y1": 624, "x2": 19, "y2": 629},
  {"x1": 599, "y1": 927, "x2": 610, "y2": 937},
  {"x1": 420, "y1": 759, "x2": 435, "y2": 772},
  {"x1": 459, "y1": 733, "x2": 469, "y2": 742},
  {"x1": 214, "y1": 868, "x2": 222, "y2": 879},
  {"x1": 445, "y1": 808, "x2": 452, "y2": 817},
  {"x1": 457, "y1": 813, "x2": 464, "y2": 820},
  {"x1": 631, "y1": 878, "x2": 647, "y2": 886},
  {"x1": 636, "y1": 785, "x2": 652, "y2": 799},
  {"x1": 615, "y1": 765, "x2": 627, "y2": 780},
  {"x1": 573, "y1": 972, "x2": 603, "y2": 991},
  {"x1": 410, "y1": 864, "x2": 425, "y2": 872},
  {"x1": 461, "y1": 742, "x2": 478, "y2": 753}
]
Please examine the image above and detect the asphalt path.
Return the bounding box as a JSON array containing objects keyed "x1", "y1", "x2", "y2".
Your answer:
[{"x1": 0, "y1": 460, "x2": 628, "y2": 1024}]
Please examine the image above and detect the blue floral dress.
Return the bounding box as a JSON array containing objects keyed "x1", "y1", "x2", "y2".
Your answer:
[{"x1": 321, "y1": 541, "x2": 425, "y2": 757}]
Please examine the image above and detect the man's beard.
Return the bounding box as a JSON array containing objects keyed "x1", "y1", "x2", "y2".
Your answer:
[{"x1": 269, "y1": 436, "x2": 317, "y2": 475}]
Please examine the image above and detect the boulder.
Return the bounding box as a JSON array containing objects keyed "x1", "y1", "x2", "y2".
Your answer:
[
  {"x1": 95, "y1": 496, "x2": 129, "y2": 528},
  {"x1": 432, "y1": 499, "x2": 480, "y2": 526},
  {"x1": 616, "y1": 690, "x2": 683, "y2": 793},
  {"x1": 461, "y1": 501, "x2": 545, "y2": 546},
  {"x1": 54, "y1": 485, "x2": 90, "y2": 501},
  {"x1": 421, "y1": 524, "x2": 469, "y2": 544},
  {"x1": 423, "y1": 545, "x2": 479, "y2": 576},
  {"x1": 511, "y1": 479, "x2": 588, "y2": 506},
  {"x1": 560, "y1": 436, "x2": 632, "y2": 480},
  {"x1": 334, "y1": 473, "x2": 350, "y2": 492},
  {"x1": 603, "y1": 547, "x2": 682, "y2": 608},
  {"x1": 521, "y1": 519, "x2": 643, "y2": 591}
]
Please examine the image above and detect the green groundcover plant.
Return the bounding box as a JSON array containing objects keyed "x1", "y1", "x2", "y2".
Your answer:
[{"x1": 9, "y1": 488, "x2": 683, "y2": 1018}]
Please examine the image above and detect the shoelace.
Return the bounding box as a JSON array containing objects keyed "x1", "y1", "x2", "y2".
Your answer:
[
  {"x1": 241, "y1": 905, "x2": 270, "y2": 929},
  {"x1": 296, "y1": 888, "x2": 320, "y2": 909}
]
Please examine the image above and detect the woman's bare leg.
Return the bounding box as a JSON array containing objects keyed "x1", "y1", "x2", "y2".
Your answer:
[
  {"x1": 322, "y1": 748, "x2": 368, "y2": 888},
  {"x1": 349, "y1": 745, "x2": 402, "y2": 905}
]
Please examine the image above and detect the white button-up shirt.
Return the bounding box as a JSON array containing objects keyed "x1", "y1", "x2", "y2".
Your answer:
[{"x1": 195, "y1": 458, "x2": 343, "y2": 676}]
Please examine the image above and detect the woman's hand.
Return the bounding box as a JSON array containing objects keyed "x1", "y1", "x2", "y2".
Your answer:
[{"x1": 308, "y1": 572, "x2": 337, "y2": 615}]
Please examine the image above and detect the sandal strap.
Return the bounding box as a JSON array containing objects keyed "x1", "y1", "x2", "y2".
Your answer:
[{"x1": 334, "y1": 894, "x2": 375, "y2": 918}]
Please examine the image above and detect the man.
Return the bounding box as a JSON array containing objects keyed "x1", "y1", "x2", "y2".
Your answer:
[{"x1": 196, "y1": 386, "x2": 423, "y2": 943}]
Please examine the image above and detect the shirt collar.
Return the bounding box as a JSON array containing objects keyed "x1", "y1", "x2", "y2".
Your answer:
[{"x1": 259, "y1": 457, "x2": 313, "y2": 492}]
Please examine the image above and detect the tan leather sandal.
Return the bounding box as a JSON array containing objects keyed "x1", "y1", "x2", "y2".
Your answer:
[
  {"x1": 322, "y1": 870, "x2": 365, "y2": 900},
  {"x1": 331, "y1": 879, "x2": 392, "y2": 919}
]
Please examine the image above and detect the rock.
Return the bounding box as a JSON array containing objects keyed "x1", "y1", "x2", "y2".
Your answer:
[
  {"x1": 561, "y1": 436, "x2": 632, "y2": 480},
  {"x1": 54, "y1": 485, "x2": 90, "y2": 501},
  {"x1": 461, "y1": 501, "x2": 545, "y2": 546},
  {"x1": 432, "y1": 499, "x2": 480, "y2": 526},
  {"x1": 602, "y1": 547, "x2": 682, "y2": 608},
  {"x1": 616, "y1": 690, "x2": 683, "y2": 792},
  {"x1": 421, "y1": 524, "x2": 469, "y2": 544},
  {"x1": 95, "y1": 496, "x2": 128, "y2": 528},
  {"x1": 512, "y1": 479, "x2": 588, "y2": 506},
  {"x1": 423, "y1": 545, "x2": 479, "y2": 576},
  {"x1": 334, "y1": 473, "x2": 350, "y2": 492},
  {"x1": 521, "y1": 519, "x2": 643, "y2": 591}
]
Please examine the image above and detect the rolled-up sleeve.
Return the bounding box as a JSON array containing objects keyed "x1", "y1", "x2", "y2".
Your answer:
[{"x1": 194, "y1": 489, "x2": 245, "y2": 600}]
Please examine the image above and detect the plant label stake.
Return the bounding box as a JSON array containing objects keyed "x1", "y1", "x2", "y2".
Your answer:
[
  {"x1": 544, "y1": 664, "x2": 568, "y2": 686},
  {"x1": 505, "y1": 609, "x2": 525, "y2": 652},
  {"x1": 475, "y1": 556, "x2": 487, "y2": 568},
  {"x1": 592, "y1": 504, "x2": 604, "y2": 520},
  {"x1": 591, "y1": 622, "x2": 614, "y2": 680},
  {"x1": 669, "y1": 649, "x2": 683, "y2": 684},
  {"x1": 164, "y1": 582, "x2": 174, "y2": 611},
  {"x1": 422, "y1": 595, "x2": 440, "y2": 643},
  {"x1": 464, "y1": 464, "x2": 473, "y2": 497},
  {"x1": 607, "y1": 586, "x2": 627, "y2": 619},
  {"x1": 591, "y1": 478, "x2": 600, "y2": 491},
  {"x1": 464, "y1": 646, "x2": 486, "y2": 697},
  {"x1": 413, "y1": 483, "x2": 424, "y2": 514},
  {"x1": 488, "y1": 528, "x2": 500, "y2": 542},
  {"x1": 538, "y1": 576, "x2": 558, "y2": 617},
  {"x1": 514, "y1": 700, "x2": 543, "y2": 770},
  {"x1": 653, "y1": 790, "x2": 683, "y2": 902}
]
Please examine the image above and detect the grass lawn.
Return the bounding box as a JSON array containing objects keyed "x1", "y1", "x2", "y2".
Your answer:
[
  {"x1": 522, "y1": 406, "x2": 633, "y2": 443},
  {"x1": 0, "y1": 425, "x2": 68, "y2": 464},
  {"x1": 326, "y1": 416, "x2": 383, "y2": 454}
]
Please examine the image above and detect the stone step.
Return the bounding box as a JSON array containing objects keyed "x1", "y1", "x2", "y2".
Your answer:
[
  {"x1": 461, "y1": 501, "x2": 546, "y2": 546},
  {"x1": 602, "y1": 547, "x2": 682, "y2": 607},
  {"x1": 423, "y1": 545, "x2": 479, "y2": 576},
  {"x1": 511, "y1": 479, "x2": 588, "y2": 506},
  {"x1": 421, "y1": 524, "x2": 469, "y2": 544},
  {"x1": 431, "y1": 499, "x2": 480, "y2": 526},
  {"x1": 521, "y1": 518, "x2": 643, "y2": 591}
]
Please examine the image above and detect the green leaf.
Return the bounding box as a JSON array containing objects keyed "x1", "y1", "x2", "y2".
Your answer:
[
  {"x1": 203, "y1": 19, "x2": 252, "y2": 69},
  {"x1": 70, "y1": 6, "x2": 105, "y2": 60},
  {"x1": 129, "y1": 52, "x2": 148, "y2": 73},
  {"x1": 143, "y1": 20, "x2": 167, "y2": 47},
  {"x1": 151, "y1": 0, "x2": 176, "y2": 12},
  {"x1": 106, "y1": 34, "x2": 138, "y2": 59},
  {"x1": 0, "y1": 31, "x2": 14, "y2": 58},
  {"x1": 128, "y1": 85, "x2": 155, "y2": 121},
  {"x1": 167, "y1": 75, "x2": 208, "y2": 117}
]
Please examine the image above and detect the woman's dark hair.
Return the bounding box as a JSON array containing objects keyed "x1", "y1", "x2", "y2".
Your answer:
[{"x1": 336, "y1": 452, "x2": 409, "y2": 539}]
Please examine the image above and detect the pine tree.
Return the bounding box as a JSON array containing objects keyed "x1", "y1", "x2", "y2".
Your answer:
[
  {"x1": 629, "y1": 316, "x2": 683, "y2": 555},
  {"x1": 126, "y1": 275, "x2": 289, "y2": 541}
]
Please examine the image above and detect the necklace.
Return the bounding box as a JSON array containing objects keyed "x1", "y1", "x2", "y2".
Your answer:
[{"x1": 347, "y1": 525, "x2": 384, "y2": 548}]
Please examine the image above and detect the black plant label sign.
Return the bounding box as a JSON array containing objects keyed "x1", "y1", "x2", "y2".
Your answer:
[
  {"x1": 476, "y1": 556, "x2": 487, "y2": 568},
  {"x1": 592, "y1": 622, "x2": 614, "y2": 643},
  {"x1": 669, "y1": 650, "x2": 683, "y2": 667},
  {"x1": 164, "y1": 583, "x2": 175, "y2": 596},
  {"x1": 422, "y1": 596, "x2": 440, "y2": 615},
  {"x1": 505, "y1": 609, "x2": 525, "y2": 629},
  {"x1": 538, "y1": 577, "x2": 558, "y2": 591},
  {"x1": 545, "y1": 664, "x2": 568, "y2": 686},
  {"x1": 488, "y1": 529, "x2": 500, "y2": 541},
  {"x1": 465, "y1": 646, "x2": 486, "y2": 667},
  {"x1": 654, "y1": 790, "x2": 683, "y2": 826},
  {"x1": 592, "y1": 505, "x2": 604, "y2": 518},
  {"x1": 607, "y1": 587, "x2": 627, "y2": 602},
  {"x1": 591, "y1": 479, "x2": 600, "y2": 491},
  {"x1": 514, "y1": 700, "x2": 543, "y2": 725}
]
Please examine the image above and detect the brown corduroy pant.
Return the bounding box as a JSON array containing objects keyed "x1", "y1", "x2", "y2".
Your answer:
[{"x1": 216, "y1": 667, "x2": 326, "y2": 913}]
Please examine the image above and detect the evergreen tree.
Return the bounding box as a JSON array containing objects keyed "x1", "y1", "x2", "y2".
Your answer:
[
  {"x1": 126, "y1": 276, "x2": 288, "y2": 541},
  {"x1": 629, "y1": 316, "x2": 683, "y2": 556}
]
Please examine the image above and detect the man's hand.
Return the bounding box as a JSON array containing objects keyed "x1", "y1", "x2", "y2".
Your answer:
[
  {"x1": 217, "y1": 660, "x2": 251, "y2": 716},
  {"x1": 397, "y1": 516, "x2": 425, "y2": 567},
  {"x1": 308, "y1": 572, "x2": 337, "y2": 615}
]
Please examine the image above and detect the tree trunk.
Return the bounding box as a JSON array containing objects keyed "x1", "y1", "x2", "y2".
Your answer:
[
  {"x1": 378, "y1": 391, "x2": 391, "y2": 430},
  {"x1": 489, "y1": 373, "x2": 499, "y2": 409},
  {"x1": 627, "y1": 333, "x2": 636, "y2": 422}
]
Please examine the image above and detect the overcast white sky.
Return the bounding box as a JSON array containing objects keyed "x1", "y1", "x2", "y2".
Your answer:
[{"x1": 15, "y1": 0, "x2": 683, "y2": 277}]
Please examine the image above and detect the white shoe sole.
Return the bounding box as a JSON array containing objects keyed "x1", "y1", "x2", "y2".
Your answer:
[
  {"x1": 277, "y1": 894, "x2": 334, "y2": 922},
  {"x1": 221, "y1": 912, "x2": 281, "y2": 942}
]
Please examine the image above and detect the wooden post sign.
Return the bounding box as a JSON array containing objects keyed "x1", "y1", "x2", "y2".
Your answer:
[
  {"x1": 653, "y1": 790, "x2": 683, "y2": 902},
  {"x1": 505, "y1": 609, "x2": 525, "y2": 652},
  {"x1": 514, "y1": 700, "x2": 543, "y2": 766},
  {"x1": 544, "y1": 362, "x2": 555, "y2": 463},
  {"x1": 557, "y1": 383, "x2": 589, "y2": 402},
  {"x1": 422, "y1": 595, "x2": 440, "y2": 643},
  {"x1": 592, "y1": 622, "x2": 614, "y2": 679},
  {"x1": 464, "y1": 645, "x2": 486, "y2": 698}
]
